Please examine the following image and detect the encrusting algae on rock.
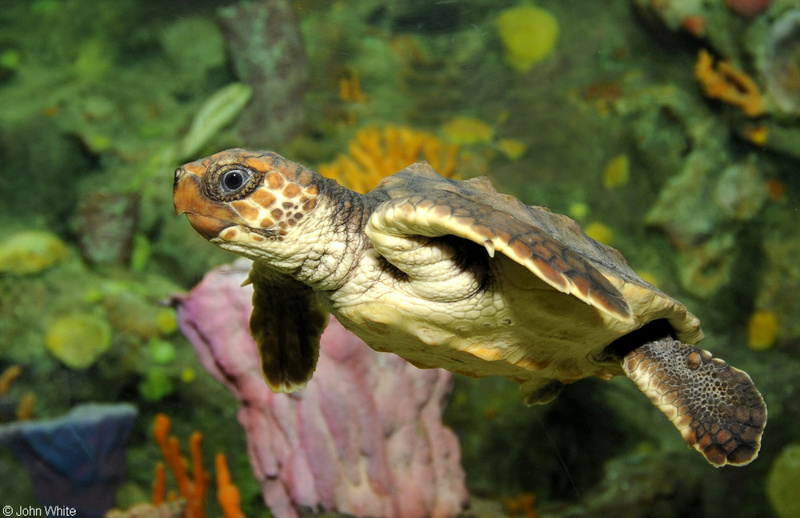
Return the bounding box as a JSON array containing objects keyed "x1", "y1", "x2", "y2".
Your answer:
[{"x1": 0, "y1": 230, "x2": 69, "y2": 275}]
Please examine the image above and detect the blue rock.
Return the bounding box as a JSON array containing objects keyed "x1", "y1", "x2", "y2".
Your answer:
[{"x1": 0, "y1": 403, "x2": 138, "y2": 518}]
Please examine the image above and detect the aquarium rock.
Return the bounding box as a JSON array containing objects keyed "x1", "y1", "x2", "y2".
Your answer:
[
  {"x1": 0, "y1": 403, "x2": 137, "y2": 518},
  {"x1": 764, "y1": 9, "x2": 800, "y2": 115},
  {"x1": 174, "y1": 260, "x2": 468, "y2": 518},
  {"x1": 644, "y1": 123, "x2": 767, "y2": 297},
  {"x1": 217, "y1": 0, "x2": 307, "y2": 147},
  {"x1": 74, "y1": 189, "x2": 139, "y2": 266}
]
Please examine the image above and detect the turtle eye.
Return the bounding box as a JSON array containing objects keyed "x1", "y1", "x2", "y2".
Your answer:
[
  {"x1": 203, "y1": 164, "x2": 262, "y2": 202},
  {"x1": 219, "y1": 168, "x2": 252, "y2": 194}
]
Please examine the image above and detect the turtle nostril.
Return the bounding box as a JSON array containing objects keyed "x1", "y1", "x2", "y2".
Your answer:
[{"x1": 173, "y1": 168, "x2": 186, "y2": 190}]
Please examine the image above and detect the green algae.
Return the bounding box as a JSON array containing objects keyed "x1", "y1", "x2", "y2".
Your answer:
[
  {"x1": 768, "y1": 443, "x2": 800, "y2": 518},
  {"x1": 138, "y1": 368, "x2": 174, "y2": 402},
  {"x1": 178, "y1": 82, "x2": 253, "y2": 160},
  {"x1": 148, "y1": 338, "x2": 177, "y2": 365}
]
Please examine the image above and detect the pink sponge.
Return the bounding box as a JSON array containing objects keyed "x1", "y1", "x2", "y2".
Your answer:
[{"x1": 174, "y1": 260, "x2": 468, "y2": 518}]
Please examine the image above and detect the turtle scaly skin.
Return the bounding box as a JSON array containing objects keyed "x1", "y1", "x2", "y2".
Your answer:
[{"x1": 174, "y1": 149, "x2": 767, "y2": 467}]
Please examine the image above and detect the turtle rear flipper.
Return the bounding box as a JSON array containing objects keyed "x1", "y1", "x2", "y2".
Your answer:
[
  {"x1": 249, "y1": 264, "x2": 328, "y2": 393},
  {"x1": 622, "y1": 337, "x2": 767, "y2": 467}
]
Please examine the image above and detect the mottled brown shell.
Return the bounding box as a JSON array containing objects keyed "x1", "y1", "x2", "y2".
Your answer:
[{"x1": 370, "y1": 162, "x2": 703, "y2": 343}]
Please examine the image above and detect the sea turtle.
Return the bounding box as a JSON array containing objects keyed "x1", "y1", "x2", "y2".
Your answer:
[{"x1": 174, "y1": 149, "x2": 767, "y2": 467}]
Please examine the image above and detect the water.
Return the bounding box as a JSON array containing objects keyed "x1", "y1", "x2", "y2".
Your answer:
[{"x1": 0, "y1": 1, "x2": 797, "y2": 517}]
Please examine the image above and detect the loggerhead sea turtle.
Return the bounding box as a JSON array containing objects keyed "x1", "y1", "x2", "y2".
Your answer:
[{"x1": 174, "y1": 149, "x2": 767, "y2": 467}]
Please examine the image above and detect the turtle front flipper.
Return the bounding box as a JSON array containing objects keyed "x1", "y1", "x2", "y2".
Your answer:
[
  {"x1": 366, "y1": 170, "x2": 632, "y2": 322},
  {"x1": 622, "y1": 337, "x2": 767, "y2": 467},
  {"x1": 248, "y1": 263, "x2": 328, "y2": 393}
]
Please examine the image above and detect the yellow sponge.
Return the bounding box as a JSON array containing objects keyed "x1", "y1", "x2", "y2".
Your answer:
[{"x1": 496, "y1": 4, "x2": 559, "y2": 72}]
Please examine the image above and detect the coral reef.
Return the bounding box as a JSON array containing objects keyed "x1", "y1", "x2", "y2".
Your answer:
[
  {"x1": 173, "y1": 260, "x2": 468, "y2": 518},
  {"x1": 0, "y1": 403, "x2": 137, "y2": 518},
  {"x1": 318, "y1": 125, "x2": 459, "y2": 193}
]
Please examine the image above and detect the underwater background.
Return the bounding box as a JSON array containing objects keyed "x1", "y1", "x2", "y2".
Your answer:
[{"x1": 0, "y1": 0, "x2": 799, "y2": 517}]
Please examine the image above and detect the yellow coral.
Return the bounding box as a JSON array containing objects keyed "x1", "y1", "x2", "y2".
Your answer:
[
  {"x1": 318, "y1": 126, "x2": 459, "y2": 194},
  {"x1": 747, "y1": 310, "x2": 779, "y2": 351},
  {"x1": 496, "y1": 4, "x2": 559, "y2": 72}
]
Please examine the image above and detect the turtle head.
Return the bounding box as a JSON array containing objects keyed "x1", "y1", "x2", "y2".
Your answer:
[{"x1": 174, "y1": 149, "x2": 322, "y2": 262}]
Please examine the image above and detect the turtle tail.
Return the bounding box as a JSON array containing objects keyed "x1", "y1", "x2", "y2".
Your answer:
[{"x1": 621, "y1": 337, "x2": 767, "y2": 467}]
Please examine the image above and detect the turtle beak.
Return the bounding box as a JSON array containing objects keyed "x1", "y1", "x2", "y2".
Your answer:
[{"x1": 174, "y1": 166, "x2": 242, "y2": 240}]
